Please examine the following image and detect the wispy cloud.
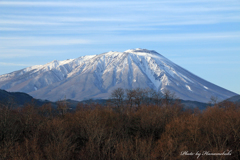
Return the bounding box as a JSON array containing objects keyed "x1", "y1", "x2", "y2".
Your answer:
[
  {"x1": 1, "y1": 0, "x2": 239, "y2": 31},
  {"x1": 0, "y1": 27, "x2": 26, "y2": 31},
  {"x1": 0, "y1": 48, "x2": 66, "y2": 58},
  {"x1": 171, "y1": 57, "x2": 240, "y2": 65},
  {"x1": 0, "y1": 1, "x2": 102, "y2": 7},
  {"x1": 0, "y1": 20, "x2": 62, "y2": 26},
  {"x1": 2, "y1": 1, "x2": 239, "y2": 15},
  {"x1": 0, "y1": 37, "x2": 91, "y2": 47},
  {"x1": 1, "y1": 31, "x2": 238, "y2": 51},
  {"x1": 0, "y1": 62, "x2": 32, "y2": 66},
  {"x1": 0, "y1": 16, "x2": 132, "y2": 26},
  {"x1": 97, "y1": 32, "x2": 240, "y2": 43},
  {"x1": 0, "y1": 1, "x2": 151, "y2": 7},
  {"x1": 1, "y1": 0, "x2": 239, "y2": 7}
]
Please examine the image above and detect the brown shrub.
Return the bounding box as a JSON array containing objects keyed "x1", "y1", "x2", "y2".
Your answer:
[{"x1": 0, "y1": 99, "x2": 239, "y2": 159}]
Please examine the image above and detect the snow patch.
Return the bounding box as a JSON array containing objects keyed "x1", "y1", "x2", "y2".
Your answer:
[
  {"x1": 59, "y1": 59, "x2": 74, "y2": 65},
  {"x1": 161, "y1": 74, "x2": 169, "y2": 86},
  {"x1": 185, "y1": 85, "x2": 192, "y2": 91},
  {"x1": 204, "y1": 86, "x2": 208, "y2": 90},
  {"x1": 178, "y1": 73, "x2": 194, "y2": 83}
]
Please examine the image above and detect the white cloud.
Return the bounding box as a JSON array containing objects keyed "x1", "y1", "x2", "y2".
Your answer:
[
  {"x1": 0, "y1": 0, "x2": 238, "y2": 7},
  {"x1": 0, "y1": 49, "x2": 63, "y2": 58},
  {"x1": 0, "y1": 1, "x2": 98, "y2": 7},
  {"x1": 97, "y1": 32, "x2": 240, "y2": 43},
  {"x1": 0, "y1": 37, "x2": 91, "y2": 47},
  {"x1": 0, "y1": 1, "x2": 147, "y2": 7},
  {"x1": 0, "y1": 16, "x2": 131, "y2": 25},
  {"x1": 0, "y1": 62, "x2": 32, "y2": 66},
  {"x1": 171, "y1": 57, "x2": 240, "y2": 65},
  {"x1": 0, "y1": 20, "x2": 62, "y2": 25},
  {"x1": 1, "y1": 1, "x2": 239, "y2": 16},
  {"x1": 1, "y1": 0, "x2": 239, "y2": 30},
  {"x1": 0, "y1": 27, "x2": 25, "y2": 31}
]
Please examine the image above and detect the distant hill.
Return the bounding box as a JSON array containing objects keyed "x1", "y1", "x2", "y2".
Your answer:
[
  {"x1": 225, "y1": 95, "x2": 240, "y2": 103},
  {"x1": 0, "y1": 89, "x2": 50, "y2": 107},
  {"x1": 180, "y1": 100, "x2": 209, "y2": 110},
  {"x1": 0, "y1": 89, "x2": 87, "y2": 109}
]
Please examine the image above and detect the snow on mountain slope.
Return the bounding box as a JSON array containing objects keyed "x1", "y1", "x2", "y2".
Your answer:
[{"x1": 0, "y1": 48, "x2": 237, "y2": 102}]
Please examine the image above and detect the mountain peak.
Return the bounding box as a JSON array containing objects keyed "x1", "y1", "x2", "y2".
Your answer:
[
  {"x1": 124, "y1": 48, "x2": 160, "y2": 56},
  {"x1": 100, "y1": 49, "x2": 161, "y2": 57}
]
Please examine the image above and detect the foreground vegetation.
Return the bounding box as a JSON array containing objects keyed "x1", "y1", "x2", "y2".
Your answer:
[{"x1": 0, "y1": 96, "x2": 240, "y2": 159}]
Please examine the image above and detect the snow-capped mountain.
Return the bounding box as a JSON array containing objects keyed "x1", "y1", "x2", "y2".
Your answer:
[{"x1": 0, "y1": 48, "x2": 237, "y2": 102}]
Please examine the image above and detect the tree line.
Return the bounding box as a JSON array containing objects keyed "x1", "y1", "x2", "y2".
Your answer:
[{"x1": 110, "y1": 88, "x2": 177, "y2": 109}]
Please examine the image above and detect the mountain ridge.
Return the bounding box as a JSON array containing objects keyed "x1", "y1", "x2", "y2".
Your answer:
[{"x1": 0, "y1": 48, "x2": 237, "y2": 102}]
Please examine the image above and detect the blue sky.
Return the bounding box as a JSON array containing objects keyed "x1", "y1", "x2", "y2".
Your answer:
[{"x1": 0, "y1": 0, "x2": 240, "y2": 94}]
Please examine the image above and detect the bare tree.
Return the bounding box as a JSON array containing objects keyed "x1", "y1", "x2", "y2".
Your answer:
[
  {"x1": 149, "y1": 89, "x2": 163, "y2": 107},
  {"x1": 110, "y1": 88, "x2": 125, "y2": 108},
  {"x1": 125, "y1": 88, "x2": 151, "y2": 108},
  {"x1": 162, "y1": 89, "x2": 176, "y2": 107},
  {"x1": 126, "y1": 89, "x2": 136, "y2": 108},
  {"x1": 57, "y1": 99, "x2": 69, "y2": 116},
  {"x1": 140, "y1": 88, "x2": 152, "y2": 106},
  {"x1": 38, "y1": 103, "x2": 53, "y2": 118},
  {"x1": 209, "y1": 96, "x2": 218, "y2": 106},
  {"x1": 132, "y1": 88, "x2": 142, "y2": 108}
]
